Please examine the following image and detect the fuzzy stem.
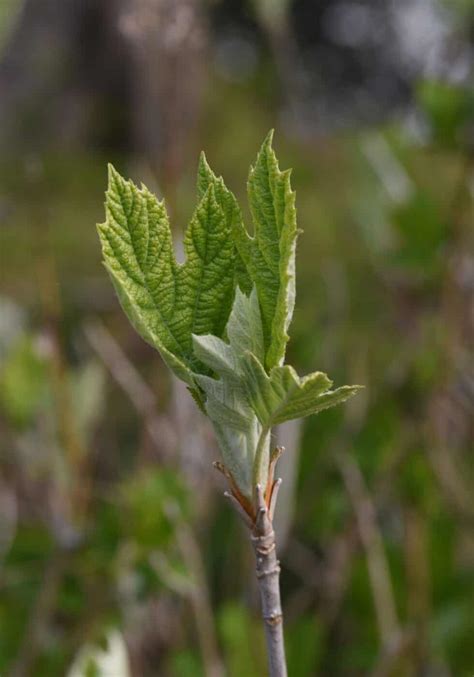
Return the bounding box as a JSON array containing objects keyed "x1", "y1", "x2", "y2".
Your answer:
[
  {"x1": 253, "y1": 427, "x2": 271, "y2": 489},
  {"x1": 252, "y1": 484, "x2": 287, "y2": 677}
]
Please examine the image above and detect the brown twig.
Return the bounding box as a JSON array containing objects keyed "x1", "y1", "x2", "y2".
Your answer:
[
  {"x1": 222, "y1": 466, "x2": 288, "y2": 677},
  {"x1": 251, "y1": 483, "x2": 287, "y2": 677}
]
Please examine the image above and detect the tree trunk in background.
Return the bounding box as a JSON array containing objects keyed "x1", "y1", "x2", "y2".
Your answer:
[
  {"x1": 118, "y1": 0, "x2": 207, "y2": 205},
  {"x1": 0, "y1": 0, "x2": 207, "y2": 169},
  {"x1": 0, "y1": 0, "x2": 130, "y2": 151}
]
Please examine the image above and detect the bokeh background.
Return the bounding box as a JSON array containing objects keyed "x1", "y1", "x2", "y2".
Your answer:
[{"x1": 0, "y1": 1, "x2": 473, "y2": 675}]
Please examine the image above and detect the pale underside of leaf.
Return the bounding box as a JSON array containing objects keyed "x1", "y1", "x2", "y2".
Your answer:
[
  {"x1": 194, "y1": 369, "x2": 261, "y2": 499},
  {"x1": 225, "y1": 287, "x2": 265, "y2": 364},
  {"x1": 191, "y1": 289, "x2": 268, "y2": 498},
  {"x1": 192, "y1": 329, "x2": 259, "y2": 497}
]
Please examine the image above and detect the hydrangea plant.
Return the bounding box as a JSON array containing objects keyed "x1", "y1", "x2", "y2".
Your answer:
[{"x1": 98, "y1": 131, "x2": 361, "y2": 676}]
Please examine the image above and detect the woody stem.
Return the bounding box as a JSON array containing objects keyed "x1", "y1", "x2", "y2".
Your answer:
[{"x1": 252, "y1": 483, "x2": 287, "y2": 677}]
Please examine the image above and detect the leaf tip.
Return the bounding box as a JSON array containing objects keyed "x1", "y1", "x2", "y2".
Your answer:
[
  {"x1": 107, "y1": 163, "x2": 128, "y2": 198},
  {"x1": 107, "y1": 162, "x2": 119, "y2": 183},
  {"x1": 263, "y1": 128, "x2": 275, "y2": 147}
]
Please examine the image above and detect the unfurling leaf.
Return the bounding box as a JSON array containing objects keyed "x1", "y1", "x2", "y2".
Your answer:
[
  {"x1": 192, "y1": 289, "x2": 267, "y2": 499},
  {"x1": 226, "y1": 287, "x2": 265, "y2": 364}
]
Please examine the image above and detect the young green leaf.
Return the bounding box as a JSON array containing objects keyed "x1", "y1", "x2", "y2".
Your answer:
[
  {"x1": 242, "y1": 353, "x2": 362, "y2": 427},
  {"x1": 192, "y1": 333, "x2": 241, "y2": 383},
  {"x1": 198, "y1": 152, "x2": 252, "y2": 294},
  {"x1": 195, "y1": 370, "x2": 261, "y2": 497},
  {"x1": 198, "y1": 134, "x2": 298, "y2": 371},
  {"x1": 226, "y1": 287, "x2": 265, "y2": 364},
  {"x1": 191, "y1": 287, "x2": 268, "y2": 499},
  {"x1": 98, "y1": 166, "x2": 194, "y2": 385},
  {"x1": 98, "y1": 164, "x2": 237, "y2": 388},
  {"x1": 179, "y1": 182, "x2": 236, "y2": 345},
  {"x1": 245, "y1": 130, "x2": 298, "y2": 371}
]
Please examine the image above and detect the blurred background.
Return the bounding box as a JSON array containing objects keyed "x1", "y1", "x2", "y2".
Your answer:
[{"x1": 0, "y1": 0, "x2": 473, "y2": 675}]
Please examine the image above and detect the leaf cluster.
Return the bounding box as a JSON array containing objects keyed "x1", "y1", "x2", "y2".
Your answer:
[{"x1": 98, "y1": 132, "x2": 361, "y2": 498}]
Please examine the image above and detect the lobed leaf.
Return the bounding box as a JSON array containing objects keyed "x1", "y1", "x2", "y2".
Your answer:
[
  {"x1": 242, "y1": 353, "x2": 362, "y2": 427},
  {"x1": 198, "y1": 153, "x2": 252, "y2": 294},
  {"x1": 197, "y1": 135, "x2": 298, "y2": 372},
  {"x1": 246, "y1": 130, "x2": 298, "y2": 370},
  {"x1": 180, "y1": 183, "x2": 236, "y2": 348},
  {"x1": 98, "y1": 164, "x2": 238, "y2": 388},
  {"x1": 98, "y1": 166, "x2": 193, "y2": 384}
]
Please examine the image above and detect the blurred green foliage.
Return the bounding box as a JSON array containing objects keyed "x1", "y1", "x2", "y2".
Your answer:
[{"x1": 1, "y1": 336, "x2": 48, "y2": 427}]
